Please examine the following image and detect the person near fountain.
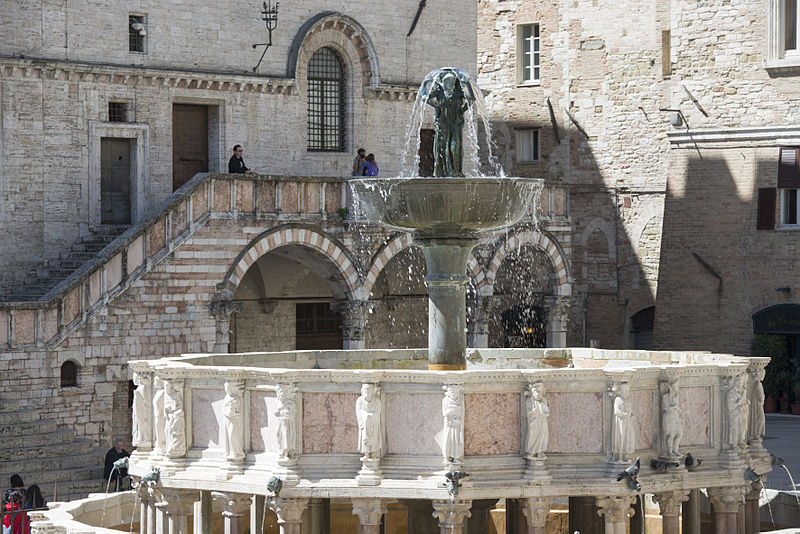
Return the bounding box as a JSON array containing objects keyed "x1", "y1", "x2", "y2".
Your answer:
[
  {"x1": 424, "y1": 69, "x2": 475, "y2": 177},
  {"x1": 363, "y1": 153, "x2": 379, "y2": 176},
  {"x1": 23, "y1": 485, "x2": 45, "y2": 511},
  {"x1": 352, "y1": 148, "x2": 366, "y2": 176},
  {"x1": 228, "y1": 144, "x2": 254, "y2": 174},
  {"x1": 103, "y1": 438, "x2": 130, "y2": 491},
  {"x1": 2, "y1": 475, "x2": 28, "y2": 534}
]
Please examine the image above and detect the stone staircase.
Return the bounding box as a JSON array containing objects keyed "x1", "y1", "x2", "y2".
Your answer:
[
  {"x1": 0, "y1": 400, "x2": 105, "y2": 502},
  {"x1": 1, "y1": 225, "x2": 128, "y2": 302}
]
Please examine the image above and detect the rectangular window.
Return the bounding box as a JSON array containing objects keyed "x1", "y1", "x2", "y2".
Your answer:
[
  {"x1": 517, "y1": 24, "x2": 540, "y2": 84},
  {"x1": 516, "y1": 129, "x2": 540, "y2": 162},
  {"x1": 129, "y1": 15, "x2": 146, "y2": 53},
  {"x1": 108, "y1": 102, "x2": 129, "y2": 123},
  {"x1": 785, "y1": 0, "x2": 799, "y2": 54},
  {"x1": 782, "y1": 189, "x2": 799, "y2": 225}
]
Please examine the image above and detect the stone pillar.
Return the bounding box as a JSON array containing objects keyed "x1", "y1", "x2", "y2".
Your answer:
[
  {"x1": 682, "y1": 489, "x2": 701, "y2": 534},
  {"x1": 596, "y1": 496, "x2": 636, "y2": 534},
  {"x1": 137, "y1": 483, "x2": 150, "y2": 534},
  {"x1": 545, "y1": 296, "x2": 571, "y2": 348},
  {"x1": 147, "y1": 486, "x2": 160, "y2": 534},
  {"x1": 351, "y1": 498, "x2": 389, "y2": 534},
  {"x1": 432, "y1": 499, "x2": 472, "y2": 534},
  {"x1": 301, "y1": 498, "x2": 328, "y2": 534},
  {"x1": 653, "y1": 490, "x2": 690, "y2": 534},
  {"x1": 251, "y1": 495, "x2": 266, "y2": 534},
  {"x1": 520, "y1": 497, "x2": 550, "y2": 534},
  {"x1": 213, "y1": 492, "x2": 253, "y2": 534},
  {"x1": 336, "y1": 300, "x2": 373, "y2": 350},
  {"x1": 744, "y1": 482, "x2": 761, "y2": 534},
  {"x1": 194, "y1": 491, "x2": 213, "y2": 534},
  {"x1": 568, "y1": 496, "x2": 602, "y2": 534},
  {"x1": 158, "y1": 489, "x2": 197, "y2": 534},
  {"x1": 416, "y1": 238, "x2": 478, "y2": 370},
  {"x1": 405, "y1": 499, "x2": 439, "y2": 534},
  {"x1": 707, "y1": 486, "x2": 746, "y2": 534},
  {"x1": 466, "y1": 294, "x2": 491, "y2": 349},
  {"x1": 269, "y1": 498, "x2": 309, "y2": 534},
  {"x1": 210, "y1": 300, "x2": 243, "y2": 353}
]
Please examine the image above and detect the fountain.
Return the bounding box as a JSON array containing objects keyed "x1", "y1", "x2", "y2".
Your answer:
[{"x1": 350, "y1": 67, "x2": 542, "y2": 369}]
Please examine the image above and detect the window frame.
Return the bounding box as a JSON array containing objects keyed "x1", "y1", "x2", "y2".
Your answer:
[
  {"x1": 515, "y1": 128, "x2": 540, "y2": 163},
  {"x1": 516, "y1": 23, "x2": 541, "y2": 86},
  {"x1": 768, "y1": 0, "x2": 800, "y2": 67},
  {"x1": 128, "y1": 14, "x2": 146, "y2": 54},
  {"x1": 307, "y1": 47, "x2": 346, "y2": 152},
  {"x1": 781, "y1": 188, "x2": 800, "y2": 226}
]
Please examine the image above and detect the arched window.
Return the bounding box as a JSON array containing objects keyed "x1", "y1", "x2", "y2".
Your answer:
[
  {"x1": 61, "y1": 360, "x2": 78, "y2": 387},
  {"x1": 307, "y1": 47, "x2": 345, "y2": 151}
]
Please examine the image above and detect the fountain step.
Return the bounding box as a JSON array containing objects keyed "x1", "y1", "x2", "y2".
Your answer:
[
  {"x1": 0, "y1": 428, "x2": 76, "y2": 449},
  {"x1": 0, "y1": 418, "x2": 58, "y2": 438},
  {"x1": 0, "y1": 409, "x2": 39, "y2": 424},
  {"x1": 0, "y1": 438, "x2": 95, "y2": 461},
  {"x1": 0, "y1": 447, "x2": 105, "y2": 475}
]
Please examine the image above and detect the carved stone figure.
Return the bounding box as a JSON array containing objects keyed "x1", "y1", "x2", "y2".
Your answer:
[
  {"x1": 152, "y1": 376, "x2": 166, "y2": 453},
  {"x1": 132, "y1": 371, "x2": 152, "y2": 448},
  {"x1": 223, "y1": 380, "x2": 245, "y2": 461},
  {"x1": 421, "y1": 68, "x2": 476, "y2": 177},
  {"x1": 524, "y1": 382, "x2": 549, "y2": 460},
  {"x1": 725, "y1": 375, "x2": 748, "y2": 448},
  {"x1": 164, "y1": 379, "x2": 186, "y2": 458},
  {"x1": 611, "y1": 383, "x2": 635, "y2": 463},
  {"x1": 275, "y1": 384, "x2": 298, "y2": 460},
  {"x1": 660, "y1": 380, "x2": 682, "y2": 459},
  {"x1": 749, "y1": 369, "x2": 766, "y2": 441},
  {"x1": 356, "y1": 383, "x2": 383, "y2": 459},
  {"x1": 442, "y1": 385, "x2": 464, "y2": 465}
]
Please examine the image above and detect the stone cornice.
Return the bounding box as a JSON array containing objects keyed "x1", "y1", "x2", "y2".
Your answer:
[{"x1": 667, "y1": 125, "x2": 800, "y2": 147}]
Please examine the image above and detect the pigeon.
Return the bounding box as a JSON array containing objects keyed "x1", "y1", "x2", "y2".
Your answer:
[
  {"x1": 267, "y1": 476, "x2": 283, "y2": 497},
  {"x1": 616, "y1": 457, "x2": 640, "y2": 481},
  {"x1": 684, "y1": 453, "x2": 702, "y2": 471},
  {"x1": 650, "y1": 458, "x2": 679, "y2": 473}
]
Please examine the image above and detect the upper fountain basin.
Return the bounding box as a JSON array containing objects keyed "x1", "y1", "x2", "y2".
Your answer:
[{"x1": 350, "y1": 177, "x2": 543, "y2": 239}]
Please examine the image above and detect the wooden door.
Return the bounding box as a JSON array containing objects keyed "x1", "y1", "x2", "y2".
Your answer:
[
  {"x1": 100, "y1": 138, "x2": 132, "y2": 225},
  {"x1": 172, "y1": 104, "x2": 208, "y2": 191}
]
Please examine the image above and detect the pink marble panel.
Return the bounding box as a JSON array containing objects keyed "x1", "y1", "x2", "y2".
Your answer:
[
  {"x1": 302, "y1": 393, "x2": 358, "y2": 454},
  {"x1": 191, "y1": 388, "x2": 224, "y2": 449},
  {"x1": 465, "y1": 393, "x2": 520, "y2": 456},
  {"x1": 385, "y1": 393, "x2": 441, "y2": 455},
  {"x1": 250, "y1": 391, "x2": 280, "y2": 453},
  {"x1": 548, "y1": 392, "x2": 603, "y2": 454},
  {"x1": 634, "y1": 388, "x2": 654, "y2": 450},
  {"x1": 681, "y1": 386, "x2": 711, "y2": 446}
]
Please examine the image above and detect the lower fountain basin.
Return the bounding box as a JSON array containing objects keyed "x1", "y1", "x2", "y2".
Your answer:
[{"x1": 350, "y1": 177, "x2": 543, "y2": 238}]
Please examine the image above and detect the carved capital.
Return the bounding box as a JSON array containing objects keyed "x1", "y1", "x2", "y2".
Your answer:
[
  {"x1": 596, "y1": 496, "x2": 636, "y2": 523},
  {"x1": 351, "y1": 498, "x2": 389, "y2": 526},
  {"x1": 432, "y1": 499, "x2": 472, "y2": 528},
  {"x1": 652, "y1": 490, "x2": 689, "y2": 517},
  {"x1": 707, "y1": 486, "x2": 746, "y2": 514},
  {"x1": 521, "y1": 497, "x2": 550, "y2": 528},
  {"x1": 335, "y1": 300, "x2": 376, "y2": 341},
  {"x1": 268, "y1": 497, "x2": 309, "y2": 525},
  {"x1": 545, "y1": 295, "x2": 572, "y2": 327},
  {"x1": 156, "y1": 488, "x2": 198, "y2": 517},
  {"x1": 209, "y1": 300, "x2": 243, "y2": 319},
  {"x1": 212, "y1": 492, "x2": 252, "y2": 517}
]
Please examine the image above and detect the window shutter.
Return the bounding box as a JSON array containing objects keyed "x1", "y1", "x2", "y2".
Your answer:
[
  {"x1": 778, "y1": 147, "x2": 800, "y2": 188},
  {"x1": 757, "y1": 188, "x2": 777, "y2": 230}
]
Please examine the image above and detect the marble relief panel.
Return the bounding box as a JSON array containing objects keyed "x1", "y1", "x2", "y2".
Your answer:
[
  {"x1": 250, "y1": 390, "x2": 279, "y2": 453},
  {"x1": 302, "y1": 393, "x2": 359, "y2": 454},
  {"x1": 680, "y1": 386, "x2": 711, "y2": 446},
  {"x1": 385, "y1": 393, "x2": 441, "y2": 455},
  {"x1": 191, "y1": 388, "x2": 225, "y2": 449},
  {"x1": 548, "y1": 391, "x2": 603, "y2": 453},
  {"x1": 634, "y1": 388, "x2": 654, "y2": 450},
  {"x1": 465, "y1": 393, "x2": 520, "y2": 456}
]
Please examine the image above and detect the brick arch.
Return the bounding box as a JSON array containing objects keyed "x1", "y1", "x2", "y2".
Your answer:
[
  {"x1": 288, "y1": 12, "x2": 380, "y2": 88},
  {"x1": 479, "y1": 230, "x2": 571, "y2": 297},
  {"x1": 363, "y1": 234, "x2": 415, "y2": 296},
  {"x1": 221, "y1": 226, "x2": 360, "y2": 299}
]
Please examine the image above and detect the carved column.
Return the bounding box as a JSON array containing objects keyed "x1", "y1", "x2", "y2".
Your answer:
[
  {"x1": 545, "y1": 296, "x2": 571, "y2": 348},
  {"x1": 596, "y1": 496, "x2": 636, "y2": 534},
  {"x1": 336, "y1": 300, "x2": 374, "y2": 350},
  {"x1": 707, "y1": 486, "x2": 746, "y2": 534},
  {"x1": 157, "y1": 489, "x2": 197, "y2": 534},
  {"x1": 351, "y1": 498, "x2": 389, "y2": 534},
  {"x1": 682, "y1": 489, "x2": 701, "y2": 534},
  {"x1": 210, "y1": 300, "x2": 243, "y2": 353},
  {"x1": 136, "y1": 482, "x2": 151, "y2": 534},
  {"x1": 744, "y1": 482, "x2": 761, "y2": 534},
  {"x1": 653, "y1": 490, "x2": 690, "y2": 534},
  {"x1": 568, "y1": 496, "x2": 603, "y2": 534},
  {"x1": 520, "y1": 497, "x2": 550, "y2": 534},
  {"x1": 301, "y1": 498, "x2": 328, "y2": 534},
  {"x1": 747, "y1": 366, "x2": 767, "y2": 452},
  {"x1": 432, "y1": 499, "x2": 472, "y2": 534},
  {"x1": 213, "y1": 492, "x2": 253, "y2": 534},
  {"x1": 150, "y1": 487, "x2": 168, "y2": 534},
  {"x1": 194, "y1": 491, "x2": 213, "y2": 534},
  {"x1": 269, "y1": 498, "x2": 309, "y2": 534},
  {"x1": 251, "y1": 494, "x2": 266, "y2": 534}
]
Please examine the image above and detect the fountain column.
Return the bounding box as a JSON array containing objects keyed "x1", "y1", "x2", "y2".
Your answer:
[
  {"x1": 417, "y1": 238, "x2": 477, "y2": 370},
  {"x1": 653, "y1": 490, "x2": 689, "y2": 534},
  {"x1": 158, "y1": 489, "x2": 198, "y2": 534},
  {"x1": 520, "y1": 497, "x2": 550, "y2": 534},
  {"x1": 432, "y1": 499, "x2": 472, "y2": 534},
  {"x1": 351, "y1": 498, "x2": 389, "y2": 534},
  {"x1": 744, "y1": 482, "x2": 761, "y2": 534},
  {"x1": 596, "y1": 496, "x2": 636, "y2": 534},
  {"x1": 707, "y1": 486, "x2": 746, "y2": 534},
  {"x1": 269, "y1": 498, "x2": 309, "y2": 534},
  {"x1": 213, "y1": 492, "x2": 252, "y2": 534}
]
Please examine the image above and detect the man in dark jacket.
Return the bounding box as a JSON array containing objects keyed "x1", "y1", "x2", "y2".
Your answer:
[
  {"x1": 103, "y1": 438, "x2": 130, "y2": 491},
  {"x1": 228, "y1": 145, "x2": 254, "y2": 174}
]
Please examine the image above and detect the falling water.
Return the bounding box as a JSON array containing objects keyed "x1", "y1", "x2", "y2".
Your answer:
[
  {"x1": 100, "y1": 467, "x2": 118, "y2": 527},
  {"x1": 759, "y1": 481, "x2": 776, "y2": 529},
  {"x1": 261, "y1": 497, "x2": 268, "y2": 533},
  {"x1": 781, "y1": 464, "x2": 800, "y2": 508},
  {"x1": 129, "y1": 488, "x2": 141, "y2": 533}
]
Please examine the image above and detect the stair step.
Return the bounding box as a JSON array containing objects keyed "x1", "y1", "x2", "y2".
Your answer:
[
  {"x1": 0, "y1": 438, "x2": 94, "y2": 462},
  {"x1": 0, "y1": 448, "x2": 105, "y2": 475},
  {"x1": 0, "y1": 409, "x2": 39, "y2": 424},
  {"x1": 0, "y1": 419, "x2": 58, "y2": 438},
  {"x1": 0, "y1": 465, "x2": 105, "y2": 495},
  {"x1": 0, "y1": 428, "x2": 76, "y2": 449}
]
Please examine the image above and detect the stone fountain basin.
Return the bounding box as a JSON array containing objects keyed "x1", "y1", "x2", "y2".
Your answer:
[{"x1": 350, "y1": 177, "x2": 542, "y2": 238}]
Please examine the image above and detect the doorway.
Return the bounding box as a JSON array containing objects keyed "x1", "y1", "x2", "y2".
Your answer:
[
  {"x1": 100, "y1": 138, "x2": 132, "y2": 225},
  {"x1": 172, "y1": 104, "x2": 209, "y2": 190}
]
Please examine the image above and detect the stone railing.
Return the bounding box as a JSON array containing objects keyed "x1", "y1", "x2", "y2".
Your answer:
[
  {"x1": 0, "y1": 175, "x2": 568, "y2": 352},
  {"x1": 127, "y1": 349, "x2": 770, "y2": 500}
]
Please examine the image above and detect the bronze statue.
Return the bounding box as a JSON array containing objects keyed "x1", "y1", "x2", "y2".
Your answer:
[{"x1": 421, "y1": 68, "x2": 475, "y2": 177}]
